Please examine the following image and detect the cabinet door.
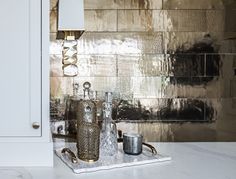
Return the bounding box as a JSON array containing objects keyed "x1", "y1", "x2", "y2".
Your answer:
[{"x1": 0, "y1": 0, "x2": 41, "y2": 136}]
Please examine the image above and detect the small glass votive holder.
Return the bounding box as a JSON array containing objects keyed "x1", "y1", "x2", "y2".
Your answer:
[{"x1": 123, "y1": 133, "x2": 143, "y2": 155}]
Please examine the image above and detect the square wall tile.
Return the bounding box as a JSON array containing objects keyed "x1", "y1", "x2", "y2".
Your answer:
[
  {"x1": 163, "y1": 0, "x2": 224, "y2": 9},
  {"x1": 163, "y1": 32, "x2": 207, "y2": 53},
  {"x1": 225, "y1": 10, "x2": 236, "y2": 32},
  {"x1": 167, "y1": 54, "x2": 205, "y2": 77},
  {"x1": 118, "y1": 55, "x2": 140, "y2": 77},
  {"x1": 124, "y1": 0, "x2": 162, "y2": 9},
  {"x1": 77, "y1": 55, "x2": 117, "y2": 77},
  {"x1": 206, "y1": 55, "x2": 221, "y2": 76},
  {"x1": 230, "y1": 79, "x2": 236, "y2": 97},
  {"x1": 84, "y1": 0, "x2": 125, "y2": 9},
  {"x1": 50, "y1": 77, "x2": 74, "y2": 98},
  {"x1": 85, "y1": 10, "x2": 117, "y2": 31},
  {"x1": 159, "y1": 98, "x2": 206, "y2": 121},
  {"x1": 164, "y1": 32, "x2": 227, "y2": 53},
  {"x1": 207, "y1": 10, "x2": 225, "y2": 32},
  {"x1": 118, "y1": 54, "x2": 166, "y2": 77},
  {"x1": 77, "y1": 32, "x2": 163, "y2": 54},
  {"x1": 164, "y1": 10, "x2": 207, "y2": 32},
  {"x1": 118, "y1": 10, "x2": 164, "y2": 31},
  {"x1": 131, "y1": 77, "x2": 163, "y2": 98}
]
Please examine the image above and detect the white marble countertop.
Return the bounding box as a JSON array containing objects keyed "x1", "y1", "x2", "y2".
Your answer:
[{"x1": 1, "y1": 142, "x2": 236, "y2": 179}]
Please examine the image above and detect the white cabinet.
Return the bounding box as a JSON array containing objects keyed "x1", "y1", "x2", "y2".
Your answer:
[{"x1": 0, "y1": 0, "x2": 53, "y2": 166}]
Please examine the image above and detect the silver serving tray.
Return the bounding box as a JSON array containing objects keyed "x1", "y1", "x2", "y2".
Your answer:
[{"x1": 55, "y1": 143, "x2": 171, "y2": 174}]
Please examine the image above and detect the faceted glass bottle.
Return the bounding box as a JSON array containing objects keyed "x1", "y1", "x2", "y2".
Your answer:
[
  {"x1": 100, "y1": 92, "x2": 118, "y2": 156},
  {"x1": 76, "y1": 82, "x2": 100, "y2": 162}
]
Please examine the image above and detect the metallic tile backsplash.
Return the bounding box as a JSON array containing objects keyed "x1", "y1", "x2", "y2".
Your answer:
[{"x1": 50, "y1": 0, "x2": 236, "y2": 141}]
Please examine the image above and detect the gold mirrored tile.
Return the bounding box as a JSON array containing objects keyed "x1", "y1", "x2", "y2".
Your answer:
[
  {"x1": 163, "y1": 0, "x2": 224, "y2": 9},
  {"x1": 84, "y1": 0, "x2": 125, "y2": 9},
  {"x1": 85, "y1": 10, "x2": 117, "y2": 31},
  {"x1": 124, "y1": 0, "x2": 162, "y2": 9},
  {"x1": 118, "y1": 10, "x2": 164, "y2": 31}
]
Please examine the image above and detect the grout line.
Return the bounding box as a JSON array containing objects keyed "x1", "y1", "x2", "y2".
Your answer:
[
  {"x1": 116, "y1": 9, "x2": 118, "y2": 32},
  {"x1": 204, "y1": 53, "x2": 207, "y2": 76},
  {"x1": 116, "y1": 54, "x2": 119, "y2": 77}
]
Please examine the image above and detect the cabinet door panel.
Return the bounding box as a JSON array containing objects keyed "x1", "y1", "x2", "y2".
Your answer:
[{"x1": 0, "y1": 0, "x2": 41, "y2": 136}]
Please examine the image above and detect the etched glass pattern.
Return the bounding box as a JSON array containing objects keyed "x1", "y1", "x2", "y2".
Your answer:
[{"x1": 100, "y1": 92, "x2": 118, "y2": 156}]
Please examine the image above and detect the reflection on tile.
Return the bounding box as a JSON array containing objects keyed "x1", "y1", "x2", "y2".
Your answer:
[
  {"x1": 115, "y1": 98, "x2": 217, "y2": 121},
  {"x1": 138, "y1": 55, "x2": 168, "y2": 76},
  {"x1": 233, "y1": 98, "x2": 236, "y2": 108},
  {"x1": 50, "y1": 77, "x2": 74, "y2": 98},
  {"x1": 205, "y1": 98, "x2": 220, "y2": 121},
  {"x1": 116, "y1": 77, "x2": 133, "y2": 98},
  {"x1": 137, "y1": 123, "x2": 174, "y2": 142},
  {"x1": 116, "y1": 99, "x2": 141, "y2": 120},
  {"x1": 72, "y1": 77, "x2": 118, "y2": 93},
  {"x1": 50, "y1": 10, "x2": 57, "y2": 33},
  {"x1": 50, "y1": 0, "x2": 58, "y2": 10},
  {"x1": 163, "y1": 0, "x2": 224, "y2": 9},
  {"x1": 166, "y1": 76, "x2": 221, "y2": 99},
  {"x1": 233, "y1": 57, "x2": 236, "y2": 68},
  {"x1": 225, "y1": 10, "x2": 236, "y2": 32},
  {"x1": 50, "y1": 40, "x2": 63, "y2": 55},
  {"x1": 50, "y1": 33, "x2": 57, "y2": 41},
  {"x1": 85, "y1": 10, "x2": 117, "y2": 31},
  {"x1": 124, "y1": 0, "x2": 162, "y2": 9},
  {"x1": 159, "y1": 98, "x2": 206, "y2": 121},
  {"x1": 77, "y1": 32, "x2": 163, "y2": 54},
  {"x1": 164, "y1": 32, "x2": 207, "y2": 53},
  {"x1": 207, "y1": 10, "x2": 225, "y2": 32},
  {"x1": 118, "y1": 10, "x2": 164, "y2": 31},
  {"x1": 77, "y1": 55, "x2": 117, "y2": 77},
  {"x1": 84, "y1": 0, "x2": 125, "y2": 9},
  {"x1": 206, "y1": 55, "x2": 221, "y2": 76},
  {"x1": 230, "y1": 79, "x2": 236, "y2": 97},
  {"x1": 167, "y1": 54, "x2": 205, "y2": 76},
  {"x1": 51, "y1": 55, "x2": 117, "y2": 77},
  {"x1": 131, "y1": 77, "x2": 163, "y2": 98},
  {"x1": 118, "y1": 54, "x2": 167, "y2": 77},
  {"x1": 50, "y1": 54, "x2": 63, "y2": 77},
  {"x1": 49, "y1": 0, "x2": 236, "y2": 142},
  {"x1": 219, "y1": 39, "x2": 236, "y2": 53},
  {"x1": 164, "y1": 10, "x2": 207, "y2": 32},
  {"x1": 206, "y1": 77, "x2": 221, "y2": 98},
  {"x1": 167, "y1": 77, "x2": 206, "y2": 98},
  {"x1": 118, "y1": 55, "x2": 140, "y2": 77}
]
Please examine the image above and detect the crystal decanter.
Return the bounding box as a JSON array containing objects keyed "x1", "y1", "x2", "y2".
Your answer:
[
  {"x1": 100, "y1": 92, "x2": 118, "y2": 156},
  {"x1": 76, "y1": 82, "x2": 100, "y2": 162}
]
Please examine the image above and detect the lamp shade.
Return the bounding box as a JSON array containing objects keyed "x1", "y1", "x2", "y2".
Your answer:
[{"x1": 57, "y1": 0, "x2": 85, "y2": 39}]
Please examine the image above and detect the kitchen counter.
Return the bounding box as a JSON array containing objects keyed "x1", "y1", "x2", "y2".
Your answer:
[{"x1": 1, "y1": 142, "x2": 236, "y2": 179}]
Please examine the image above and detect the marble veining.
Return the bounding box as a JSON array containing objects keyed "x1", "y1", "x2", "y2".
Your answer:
[
  {"x1": 0, "y1": 168, "x2": 32, "y2": 179},
  {"x1": 1, "y1": 143, "x2": 236, "y2": 179}
]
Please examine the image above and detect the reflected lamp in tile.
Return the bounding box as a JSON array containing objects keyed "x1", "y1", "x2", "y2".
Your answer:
[{"x1": 57, "y1": 0, "x2": 85, "y2": 76}]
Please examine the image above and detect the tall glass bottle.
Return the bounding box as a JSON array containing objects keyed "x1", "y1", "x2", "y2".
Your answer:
[
  {"x1": 100, "y1": 92, "x2": 118, "y2": 156},
  {"x1": 76, "y1": 82, "x2": 100, "y2": 162},
  {"x1": 64, "y1": 83, "x2": 79, "y2": 135}
]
